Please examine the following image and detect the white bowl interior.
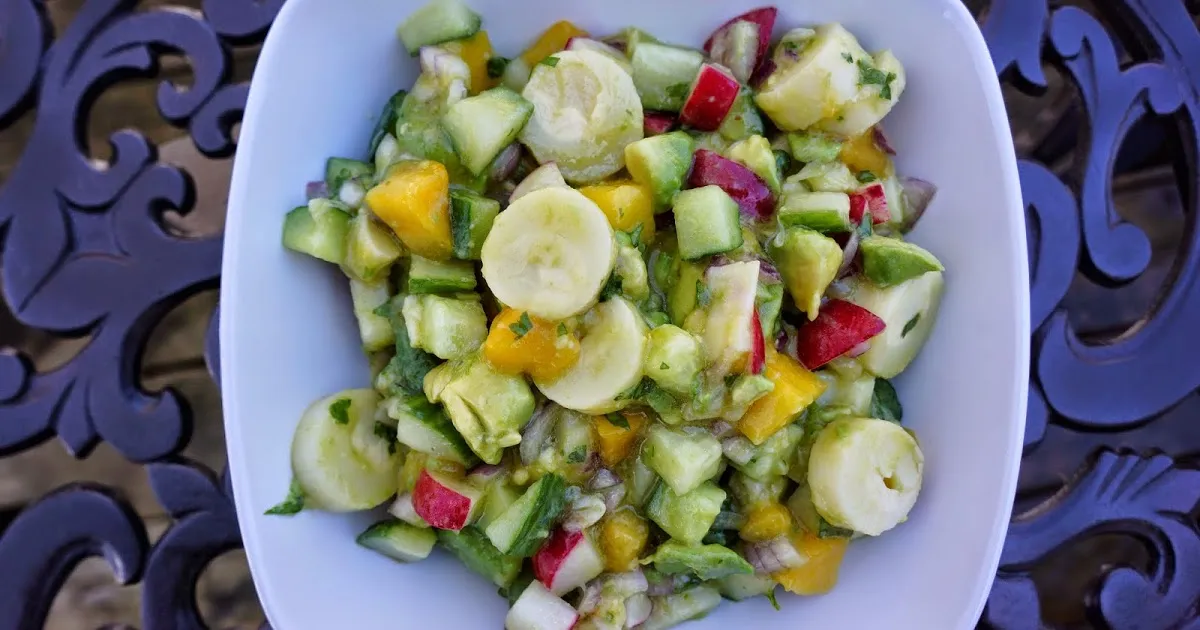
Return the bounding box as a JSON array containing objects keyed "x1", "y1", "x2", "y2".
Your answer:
[{"x1": 221, "y1": 1, "x2": 1029, "y2": 628}]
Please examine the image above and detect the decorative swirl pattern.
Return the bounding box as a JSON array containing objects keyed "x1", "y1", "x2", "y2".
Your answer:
[{"x1": 0, "y1": 0, "x2": 1197, "y2": 628}]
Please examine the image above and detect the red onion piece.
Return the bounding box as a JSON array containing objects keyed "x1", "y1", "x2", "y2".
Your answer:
[
  {"x1": 489, "y1": 144, "x2": 521, "y2": 182},
  {"x1": 708, "y1": 420, "x2": 735, "y2": 438},
  {"x1": 835, "y1": 227, "x2": 860, "y2": 279},
  {"x1": 563, "y1": 494, "x2": 606, "y2": 532},
  {"x1": 467, "y1": 464, "x2": 505, "y2": 483},
  {"x1": 872, "y1": 126, "x2": 897, "y2": 155},
  {"x1": 900, "y1": 177, "x2": 938, "y2": 231},
  {"x1": 608, "y1": 570, "x2": 649, "y2": 596},
  {"x1": 749, "y1": 57, "x2": 776, "y2": 89},
  {"x1": 305, "y1": 180, "x2": 328, "y2": 200},
  {"x1": 588, "y1": 468, "x2": 621, "y2": 490},
  {"x1": 519, "y1": 403, "x2": 557, "y2": 465},
  {"x1": 743, "y1": 536, "x2": 804, "y2": 574},
  {"x1": 598, "y1": 484, "x2": 626, "y2": 513}
]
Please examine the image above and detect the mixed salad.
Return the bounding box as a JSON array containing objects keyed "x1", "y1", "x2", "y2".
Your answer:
[{"x1": 273, "y1": 2, "x2": 944, "y2": 629}]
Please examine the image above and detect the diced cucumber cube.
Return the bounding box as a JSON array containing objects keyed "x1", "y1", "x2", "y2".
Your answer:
[
  {"x1": 437, "y1": 527, "x2": 522, "y2": 587},
  {"x1": 778, "y1": 191, "x2": 852, "y2": 233},
  {"x1": 369, "y1": 89, "x2": 408, "y2": 159},
  {"x1": 344, "y1": 212, "x2": 403, "y2": 283},
  {"x1": 642, "y1": 324, "x2": 703, "y2": 396},
  {"x1": 717, "y1": 88, "x2": 765, "y2": 143},
  {"x1": 443, "y1": 88, "x2": 534, "y2": 176},
  {"x1": 349, "y1": 279, "x2": 393, "y2": 352},
  {"x1": 797, "y1": 160, "x2": 859, "y2": 193},
  {"x1": 645, "y1": 481, "x2": 725, "y2": 544},
  {"x1": 450, "y1": 189, "x2": 500, "y2": 260},
  {"x1": 787, "y1": 131, "x2": 844, "y2": 163},
  {"x1": 625, "y1": 132, "x2": 694, "y2": 212},
  {"x1": 281, "y1": 204, "x2": 350, "y2": 264},
  {"x1": 643, "y1": 425, "x2": 722, "y2": 495},
  {"x1": 395, "y1": 0, "x2": 482, "y2": 55},
  {"x1": 485, "y1": 474, "x2": 567, "y2": 557},
  {"x1": 401, "y1": 294, "x2": 487, "y2": 360},
  {"x1": 630, "y1": 43, "x2": 705, "y2": 112},
  {"x1": 477, "y1": 479, "x2": 522, "y2": 531},
  {"x1": 387, "y1": 396, "x2": 479, "y2": 466},
  {"x1": 672, "y1": 186, "x2": 743, "y2": 260},
  {"x1": 408, "y1": 255, "x2": 477, "y2": 294},
  {"x1": 729, "y1": 423, "x2": 804, "y2": 480},
  {"x1": 325, "y1": 157, "x2": 373, "y2": 193},
  {"x1": 356, "y1": 519, "x2": 437, "y2": 562}
]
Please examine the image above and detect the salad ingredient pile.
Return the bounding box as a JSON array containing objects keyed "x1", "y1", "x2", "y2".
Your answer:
[{"x1": 275, "y1": 2, "x2": 945, "y2": 628}]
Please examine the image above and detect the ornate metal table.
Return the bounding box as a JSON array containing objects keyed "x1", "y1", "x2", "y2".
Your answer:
[{"x1": 0, "y1": 0, "x2": 1198, "y2": 627}]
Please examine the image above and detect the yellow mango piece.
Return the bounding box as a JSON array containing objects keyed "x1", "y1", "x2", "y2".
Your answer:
[
  {"x1": 365, "y1": 160, "x2": 452, "y2": 260},
  {"x1": 593, "y1": 410, "x2": 648, "y2": 466},
  {"x1": 738, "y1": 350, "x2": 826, "y2": 445},
  {"x1": 839, "y1": 129, "x2": 894, "y2": 178},
  {"x1": 580, "y1": 182, "x2": 656, "y2": 244},
  {"x1": 740, "y1": 503, "x2": 793, "y2": 543},
  {"x1": 519, "y1": 20, "x2": 588, "y2": 66},
  {"x1": 600, "y1": 509, "x2": 650, "y2": 572},
  {"x1": 773, "y1": 533, "x2": 849, "y2": 595},
  {"x1": 483, "y1": 308, "x2": 580, "y2": 382},
  {"x1": 445, "y1": 30, "x2": 497, "y2": 94}
]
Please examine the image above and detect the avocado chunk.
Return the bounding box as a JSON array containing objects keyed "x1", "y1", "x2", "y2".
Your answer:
[
  {"x1": 642, "y1": 325, "x2": 703, "y2": 396},
  {"x1": 725, "y1": 135, "x2": 781, "y2": 194},
  {"x1": 642, "y1": 541, "x2": 754, "y2": 580},
  {"x1": 727, "y1": 471, "x2": 787, "y2": 510},
  {"x1": 859, "y1": 235, "x2": 945, "y2": 287},
  {"x1": 610, "y1": 240, "x2": 650, "y2": 301},
  {"x1": 646, "y1": 481, "x2": 726, "y2": 545},
  {"x1": 643, "y1": 425, "x2": 723, "y2": 495},
  {"x1": 423, "y1": 354, "x2": 535, "y2": 463},
  {"x1": 777, "y1": 191, "x2": 852, "y2": 233},
  {"x1": 721, "y1": 374, "x2": 775, "y2": 423},
  {"x1": 729, "y1": 423, "x2": 803, "y2": 480},
  {"x1": 437, "y1": 527, "x2": 522, "y2": 588},
  {"x1": 625, "y1": 131, "x2": 695, "y2": 212},
  {"x1": 401, "y1": 294, "x2": 487, "y2": 360},
  {"x1": 344, "y1": 212, "x2": 404, "y2": 283},
  {"x1": 768, "y1": 227, "x2": 844, "y2": 319}
]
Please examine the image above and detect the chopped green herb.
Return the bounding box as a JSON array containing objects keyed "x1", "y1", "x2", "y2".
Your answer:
[
  {"x1": 540, "y1": 55, "x2": 560, "y2": 68},
  {"x1": 626, "y1": 224, "x2": 644, "y2": 248},
  {"x1": 856, "y1": 215, "x2": 874, "y2": 240},
  {"x1": 660, "y1": 362, "x2": 670, "y2": 370},
  {"x1": 870, "y1": 378, "x2": 903, "y2": 423},
  {"x1": 567, "y1": 445, "x2": 588, "y2": 463},
  {"x1": 373, "y1": 421, "x2": 399, "y2": 454},
  {"x1": 841, "y1": 52, "x2": 854, "y2": 63},
  {"x1": 901, "y1": 313, "x2": 921, "y2": 337},
  {"x1": 509, "y1": 311, "x2": 534, "y2": 339},
  {"x1": 329, "y1": 398, "x2": 352, "y2": 425},
  {"x1": 857, "y1": 170, "x2": 878, "y2": 183},
  {"x1": 765, "y1": 588, "x2": 782, "y2": 610},
  {"x1": 696, "y1": 280, "x2": 712, "y2": 308},
  {"x1": 665, "y1": 82, "x2": 691, "y2": 101},
  {"x1": 265, "y1": 478, "x2": 305, "y2": 516},
  {"x1": 600, "y1": 274, "x2": 624, "y2": 301},
  {"x1": 857, "y1": 59, "x2": 897, "y2": 100},
  {"x1": 782, "y1": 41, "x2": 802, "y2": 55},
  {"x1": 487, "y1": 56, "x2": 510, "y2": 79},
  {"x1": 606, "y1": 412, "x2": 630, "y2": 430},
  {"x1": 557, "y1": 322, "x2": 569, "y2": 336}
]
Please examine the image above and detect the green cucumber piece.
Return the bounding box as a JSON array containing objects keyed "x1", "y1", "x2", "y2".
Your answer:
[
  {"x1": 395, "y1": 0, "x2": 482, "y2": 55},
  {"x1": 369, "y1": 89, "x2": 408, "y2": 158},
  {"x1": 630, "y1": 43, "x2": 705, "y2": 112},
  {"x1": 484, "y1": 473, "x2": 567, "y2": 557},
  {"x1": 625, "y1": 132, "x2": 694, "y2": 212},
  {"x1": 395, "y1": 94, "x2": 487, "y2": 193},
  {"x1": 356, "y1": 518, "x2": 437, "y2": 562},
  {"x1": 643, "y1": 586, "x2": 722, "y2": 630},
  {"x1": 645, "y1": 481, "x2": 726, "y2": 545},
  {"x1": 388, "y1": 396, "x2": 479, "y2": 466},
  {"x1": 729, "y1": 424, "x2": 804, "y2": 480},
  {"x1": 717, "y1": 88, "x2": 765, "y2": 143},
  {"x1": 778, "y1": 191, "x2": 852, "y2": 233},
  {"x1": 407, "y1": 255, "x2": 477, "y2": 294},
  {"x1": 716, "y1": 573, "x2": 777, "y2": 601},
  {"x1": 643, "y1": 541, "x2": 753, "y2": 580},
  {"x1": 350, "y1": 279, "x2": 393, "y2": 352},
  {"x1": 325, "y1": 157, "x2": 373, "y2": 193},
  {"x1": 787, "y1": 131, "x2": 844, "y2": 163},
  {"x1": 450, "y1": 189, "x2": 500, "y2": 260},
  {"x1": 859, "y1": 235, "x2": 945, "y2": 288},
  {"x1": 672, "y1": 186, "x2": 743, "y2": 260},
  {"x1": 642, "y1": 425, "x2": 722, "y2": 495},
  {"x1": 344, "y1": 212, "x2": 403, "y2": 283},
  {"x1": 667, "y1": 260, "x2": 704, "y2": 326},
  {"x1": 727, "y1": 471, "x2": 787, "y2": 509},
  {"x1": 443, "y1": 87, "x2": 534, "y2": 176},
  {"x1": 281, "y1": 203, "x2": 350, "y2": 264},
  {"x1": 437, "y1": 527, "x2": 523, "y2": 587},
  {"x1": 477, "y1": 479, "x2": 522, "y2": 531},
  {"x1": 401, "y1": 294, "x2": 488, "y2": 361}
]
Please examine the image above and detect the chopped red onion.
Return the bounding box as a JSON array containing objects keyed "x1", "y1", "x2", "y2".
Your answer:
[
  {"x1": 564, "y1": 494, "x2": 606, "y2": 531},
  {"x1": 708, "y1": 420, "x2": 735, "y2": 438},
  {"x1": 749, "y1": 58, "x2": 776, "y2": 88},
  {"x1": 467, "y1": 464, "x2": 505, "y2": 484},
  {"x1": 577, "y1": 581, "x2": 604, "y2": 615},
  {"x1": 588, "y1": 468, "x2": 621, "y2": 490},
  {"x1": 305, "y1": 180, "x2": 328, "y2": 200},
  {"x1": 520, "y1": 403, "x2": 557, "y2": 465},
  {"x1": 776, "y1": 322, "x2": 799, "y2": 358},
  {"x1": 743, "y1": 536, "x2": 804, "y2": 574},
  {"x1": 598, "y1": 483, "x2": 626, "y2": 512},
  {"x1": 624, "y1": 593, "x2": 652, "y2": 628},
  {"x1": 848, "y1": 341, "x2": 871, "y2": 358},
  {"x1": 900, "y1": 177, "x2": 938, "y2": 231},
  {"x1": 835, "y1": 228, "x2": 860, "y2": 279},
  {"x1": 872, "y1": 126, "x2": 897, "y2": 155},
  {"x1": 759, "y1": 261, "x2": 782, "y2": 282},
  {"x1": 489, "y1": 144, "x2": 522, "y2": 182}
]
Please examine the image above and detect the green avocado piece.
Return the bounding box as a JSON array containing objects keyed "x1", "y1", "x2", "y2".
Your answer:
[
  {"x1": 423, "y1": 354, "x2": 535, "y2": 464},
  {"x1": 859, "y1": 235, "x2": 945, "y2": 287},
  {"x1": 643, "y1": 541, "x2": 753, "y2": 580},
  {"x1": 725, "y1": 135, "x2": 781, "y2": 194},
  {"x1": 768, "y1": 227, "x2": 844, "y2": 319},
  {"x1": 625, "y1": 131, "x2": 695, "y2": 212},
  {"x1": 777, "y1": 191, "x2": 852, "y2": 233},
  {"x1": 643, "y1": 425, "x2": 723, "y2": 495},
  {"x1": 646, "y1": 481, "x2": 726, "y2": 544}
]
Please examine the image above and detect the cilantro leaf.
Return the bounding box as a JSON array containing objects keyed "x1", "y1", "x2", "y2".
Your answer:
[
  {"x1": 660, "y1": 362, "x2": 670, "y2": 370},
  {"x1": 765, "y1": 588, "x2": 782, "y2": 611},
  {"x1": 378, "y1": 298, "x2": 439, "y2": 396},
  {"x1": 857, "y1": 59, "x2": 897, "y2": 100},
  {"x1": 841, "y1": 52, "x2": 853, "y2": 63},
  {"x1": 627, "y1": 224, "x2": 644, "y2": 249},
  {"x1": 857, "y1": 170, "x2": 877, "y2": 183},
  {"x1": 567, "y1": 445, "x2": 588, "y2": 463},
  {"x1": 540, "y1": 55, "x2": 560, "y2": 68},
  {"x1": 665, "y1": 82, "x2": 691, "y2": 101},
  {"x1": 869, "y1": 378, "x2": 903, "y2": 423},
  {"x1": 373, "y1": 421, "x2": 399, "y2": 455},
  {"x1": 606, "y1": 413, "x2": 630, "y2": 430},
  {"x1": 557, "y1": 322, "x2": 569, "y2": 336},
  {"x1": 599, "y1": 274, "x2": 624, "y2": 301},
  {"x1": 329, "y1": 398, "x2": 352, "y2": 424},
  {"x1": 487, "y1": 56, "x2": 510, "y2": 79},
  {"x1": 509, "y1": 311, "x2": 534, "y2": 339},
  {"x1": 901, "y1": 313, "x2": 921, "y2": 337},
  {"x1": 265, "y1": 478, "x2": 305, "y2": 516}
]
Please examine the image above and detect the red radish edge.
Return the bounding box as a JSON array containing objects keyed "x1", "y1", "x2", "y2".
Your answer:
[
  {"x1": 412, "y1": 470, "x2": 472, "y2": 531},
  {"x1": 644, "y1": 111, "x2": 678, "y2": 136},
  {"x1": 849, "y1": 182, "x2": 890, "y2": 225},
  {"x1": 688, "y1": 149, "x2": 775, "y2": 221},
  {"x1": 680, "y1": 64, "x2": 741, "y2": 131},
  {"x1": 704, "y1": 7, "x2": 778, "y2": 75},
  {"x1": 792, "y1": 299, "x2": 886, "y2": 370},
  {"x1": 534, "y1": 528, "x2": 584, "y2": 589},
  {"x1": 748, "y1": 312, "x2": 766, "y2": 375}
]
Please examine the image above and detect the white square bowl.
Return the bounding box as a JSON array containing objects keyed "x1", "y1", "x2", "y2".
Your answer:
[{"x1": 220, "y1": 0, "x2": 1029, "y2": 628}]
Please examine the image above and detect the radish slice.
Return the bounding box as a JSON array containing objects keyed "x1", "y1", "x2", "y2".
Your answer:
[
  {"x1": 534, "y1": 528, "x2": 606, "y2": 595},
  {"x1": 748, "y1": 312, "x2": 766, "y2": 375},
  {"x1": 643, "y1": 111, "x2": 678, "y2": 136},
  {"x1": 792, "y1": 299, "x2": 887, "y2": 370},
  {"x1": 412, "y1": 470, "x2": 481, "y2": 531},
  {"x1": 679, "y1": 63, "x2": 741, "y2": 131},
  {"x1": 849, "y1": 182, "x2": 890, "y2": 225},
  {"x1": 688, "y1": 149, "x2": 775, "y2": 221},
  {"x1": 505, "y1": 581, "x2": 578, "y2": 630},
  {"x1": 704, "y1": 7, "x2": 778, "y2": 81}
]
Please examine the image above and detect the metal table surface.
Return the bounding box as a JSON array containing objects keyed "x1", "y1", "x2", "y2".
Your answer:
[{"x1": 0, "y1": 0, "x2": 1198, "y2": 628}]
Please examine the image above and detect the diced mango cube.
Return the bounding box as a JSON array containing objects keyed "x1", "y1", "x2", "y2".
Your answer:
[
  {"x1": 773, "y1": 533, "x2": 849, "y2": 595},
  {"x1": 738, "y1": 350, "x2": 825, "y2": 445},
  {"x1": 483, "y1": 308, "x2": 580, "y2": 382},
  {"x1": 519, "y1": 20, "x2": 588, "y2": 66},
  {"x1": 580, "y1": 182, "x2": 656, "y2": 244},
  {"x1": 600, "y1": 509, "x2": 650, "y2": 572},
  {"x1": 839, "y1": 129, "x2": 893, "y2": 178},
  {"x1": 593, "y1": 411, "x2": 649, "y2": 466},
  {"x1": 740, "y1": 503, "x2": 793, "y2": 543},
  {"x1": 445, "y1": 30, "x2": 497, "y2": 95},
  {"x1": 365, "y1": 160, "x2": 452, "y2": 260}
]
